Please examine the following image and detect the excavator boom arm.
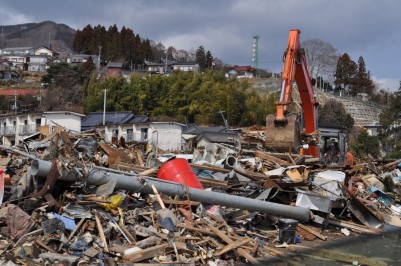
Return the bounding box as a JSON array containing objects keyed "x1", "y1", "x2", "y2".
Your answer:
[{"x1": 266, "y1": 29, "x2": 319, "y2": 157}]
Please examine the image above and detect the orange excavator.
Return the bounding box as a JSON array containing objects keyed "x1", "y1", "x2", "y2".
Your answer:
[{"x1": 265, "y1": 29, "x2": 319, "y2": 157}]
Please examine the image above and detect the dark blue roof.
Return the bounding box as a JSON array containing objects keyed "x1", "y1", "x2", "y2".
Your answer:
[
  {"x1": 81, "y1": 111, "x2": 133, "y2": 131},
  {"x1": 125, "y1": 115, "x2": 149, "y2": 124}
]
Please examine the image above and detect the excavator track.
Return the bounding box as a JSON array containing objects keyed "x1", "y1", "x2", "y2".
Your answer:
[{"x1": 265, "y1": 113, "x2": 300, "y2": 153}]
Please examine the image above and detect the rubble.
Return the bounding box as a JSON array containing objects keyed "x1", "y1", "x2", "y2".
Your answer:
[{"x1": 0, "y1": 128, "x2": 399, "y2": 265}]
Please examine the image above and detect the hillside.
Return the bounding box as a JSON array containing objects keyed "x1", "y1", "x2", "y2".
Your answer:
[{"x1": 0, "y1": 21, "x2": 75, "y2": 52}]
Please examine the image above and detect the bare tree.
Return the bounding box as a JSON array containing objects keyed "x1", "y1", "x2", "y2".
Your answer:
[{"x1": 301, "y1": 39, "x2": 339, "y2": 85}]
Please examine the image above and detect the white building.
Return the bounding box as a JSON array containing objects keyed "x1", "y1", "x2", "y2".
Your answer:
[
  {"x1": 35, "y1": 46, "x2": 57, "y2": 58},
  {"x1": 0, "y1": 111, "x2": 85, "y2": 146},
  {"x1": 148, "y1": 122, "x2": 185, "y2": 151}
]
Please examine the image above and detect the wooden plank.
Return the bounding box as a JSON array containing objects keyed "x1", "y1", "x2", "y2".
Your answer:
[
  {"x1": 177, "y1": 223, "x2": 217, "y2": 237},
  {"x1": 297, "y1": 224, "x2": 327, "y2": 241},
  {"x1": 163, "y1": 199, "x2": 200, "y2": 206},
  {"x1": 94, "y1": 211, "x2": 109, "y2": 253},
  {"x1": 124, "y1": 243, "x2": 168, "y2": 263},
  {"x1": 263, "y1": 245, "x2": 285, "y2": 256},
  {"x1": 195, "y1": 237, "x2": 212, "y2": 245},
  {"x1": 35, "y1": 239, "x2": 56, "y2": 253},
  {"x1": 327, "y1": 218, "x2": 382, "y2": 234},
  {"x1": 234, "y1": 166, "x2": 271, "y2": 181},
  {"x1": 214, "y1": 238, "x2": 252, "y2": 256},
  {"x1": 255, "y1": 150, "x2": 290, "y2": 166},
  {"x1": 189, "y1": 163, "x2": 231, "y2": 173},
  {"x1": 208, "y1": 225, "x2": 234, "y2": 244}
]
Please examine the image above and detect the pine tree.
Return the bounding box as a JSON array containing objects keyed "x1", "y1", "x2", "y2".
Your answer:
[
  {"x1": 352, "y1": 56, "x2": 374, "y2": 95},
  {"x1": 206, "y1": 50, "x2": 214, "y2": 68},
  {"x1": 334, "y1": 53, "x2": 357, "y2": 94},
  {"x1": 195, "y1": 46, "x2": 207, "y2": 70},
  {"x1": 73, "y1": 25, "x2": 94, "y2": 54}
]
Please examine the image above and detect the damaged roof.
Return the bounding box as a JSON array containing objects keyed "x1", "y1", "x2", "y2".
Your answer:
[{"x1": 196, "y1": 131, "x2": 240, "y2": 144}]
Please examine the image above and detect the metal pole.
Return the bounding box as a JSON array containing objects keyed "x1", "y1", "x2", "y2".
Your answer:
[
  {"x1": 165, "y1": 50, "x2": 168, "y2": 74},
  {"x1": 98, "y1": 46, "x2": 102, "y2": 71},
  {"x1": 103, "y1": 89, "x2": 106, "y2": 126},
  {"x1": 30, "y1": 160, "x2": 311, "y2": 221},
  {"x1": 85, "y1": 168, "x2": 310, "y2": 221}
]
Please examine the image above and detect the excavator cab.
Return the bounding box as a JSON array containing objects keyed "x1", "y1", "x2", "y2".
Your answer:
[
  {"x1": 320, "y1": 132, "x2": 348, "y2": 166},
  {"x1": 265, "y1": 29, "x2": 319, "y2": 157}
]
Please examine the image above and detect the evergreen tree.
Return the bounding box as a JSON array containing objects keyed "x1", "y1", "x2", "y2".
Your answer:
[
  {"x1": 352, "y1": 56, "x2": 375, "y2": 95},
  {"x1": 93, "y1": 25, "x2": 107, "y2": 55},
  {"x1": 380, "y1": 81, "x2": 401, "y2": 129},
  {"x1": 195, "y1": 45, "x2": 207, "y2": 70},
  {"x1": 350, "y1": 130, "x2": 380, "y2": 158},
  {"x1": 141, "y1": 38, "x2": 154, "y2": 61},
  {"x1": 319, "y1": 99, "x2": 354, "y2": 133},
  {"x1": 105, "y1": 24, "x2": 122, "y2": 61},
  {"x1": 334, "y1": 53, "x2": 357, "y2": 94},
  {"x1": 206, "y1": 50, "x2": 214, "y2": 68},
  {"x1": 73, "y1": 24, "x2": 94, "y2": 54}
]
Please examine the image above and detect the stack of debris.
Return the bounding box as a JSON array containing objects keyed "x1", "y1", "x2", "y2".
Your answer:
[{"x1": 0, "y1": 128, "x2": 398, "y2": 265}]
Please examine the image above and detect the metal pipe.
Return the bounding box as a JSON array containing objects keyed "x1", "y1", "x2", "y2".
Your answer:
[
  {"x1": 31, "y1": 159, "x2": 81, "y2": 181},
  {"x1": 31, "y1": 161, "x2": 310, "y2": 221},
  {"x1": 215, "y1": 156, "x2": 237, "y2": 170},
  {"x1": 86, "y1": 168, "x2": 310, "y2": 221}
]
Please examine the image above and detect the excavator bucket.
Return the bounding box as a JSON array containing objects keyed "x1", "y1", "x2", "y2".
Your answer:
[{"x1": 265, "y1": 113, "x2": 300, "y2": 153}]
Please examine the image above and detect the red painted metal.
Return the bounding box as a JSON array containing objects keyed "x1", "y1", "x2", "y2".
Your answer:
[{"x1": 157, "y1": 158, "x2": 204, "y2": 190}]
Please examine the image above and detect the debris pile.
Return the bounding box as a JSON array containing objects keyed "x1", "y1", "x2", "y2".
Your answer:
[{"x1": 0, "y1": 128, "x2": 399, "y2": 265}]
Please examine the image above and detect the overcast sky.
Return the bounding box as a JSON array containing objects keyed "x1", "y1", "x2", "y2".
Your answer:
[{"x1": 1, "y1": 0, "x2": 400, "y2": 91}]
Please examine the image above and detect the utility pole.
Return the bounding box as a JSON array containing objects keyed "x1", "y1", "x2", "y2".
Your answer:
[
  {"x1": 103, "y1": 89, "x2": 106, "y2": 125},
  {"x1": 218, "y1": 110, "x2": 228, "y2": 128},
  {"x1": 98, "y1": 46, "x2": 102, "y2": 71},
  {"x1": 165, "y1": 50, "x2": 168, "y2": 74},
  {"x1": 14, "y1": 91, "x2": 17, "y2": 115}
]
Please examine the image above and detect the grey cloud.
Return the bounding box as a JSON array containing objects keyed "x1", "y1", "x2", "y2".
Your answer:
[{"x1": 0, "y1": 0, "x2": 400, "y2": 90}]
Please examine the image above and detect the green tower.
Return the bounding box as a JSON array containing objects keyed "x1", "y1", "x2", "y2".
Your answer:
[{"x1": 251, "y1": 34, "x2": 259, "y2": 70}]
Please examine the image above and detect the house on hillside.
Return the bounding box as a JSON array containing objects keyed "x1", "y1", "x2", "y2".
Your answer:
[
  {"x1": 224, "y1": 67, "x2": 239, "y2": 79},
  {"x1": 363, "y1": 121, "x2": 381, "y2": 136},
  {"x1": 28, "y1": 55, "x2": 51, "y2": 72},
  {"x1": 0, "y1": 55, "x2": 29, "y2": 70},
  {"x1": 35, "y1": 46, "x2": 58, "y2": 58},
  {"x1": 172, "y1": 62, "x2": 200, "y2": 74},
  {"x1": 1, "y1": 47, "x2": 34, "y2": 56},
  {"x1": 67, "y1": 54, "x2": 98, "y2": 65},
  {"x1": 144, "y1": 60, "x2": 199, "y2": 75},
  {"x1": 144, "y1": 60, "x2": 173, "y2": 74},
  {"x1": 233, "y1": 65, "x2": 257, "y2": 78},
  {"x1": 107, "y1": 62, "x2": 123, "y2": 77}
]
